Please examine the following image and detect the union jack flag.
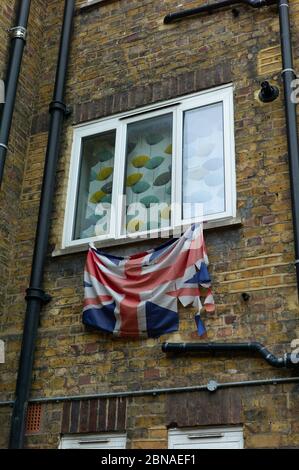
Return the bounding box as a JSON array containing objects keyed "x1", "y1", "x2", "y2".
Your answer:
[{"x1": 83, "y1": 224, "x2": 215, "y2": 338}]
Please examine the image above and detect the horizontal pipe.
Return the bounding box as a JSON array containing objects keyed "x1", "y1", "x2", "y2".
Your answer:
[
  {"x1": 1, "y1": 376, "x2": 299, "y2": 407},
  {"x1": 162, "y1": 342, "x2": 298, "y2": 368},
  {"x1": 164, "y1": 0, "x2": 276, "y2": 24}
]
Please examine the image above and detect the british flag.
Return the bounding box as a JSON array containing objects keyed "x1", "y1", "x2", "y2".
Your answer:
[{"x1": 83, "y1": 224, "x2": 215, "y2": 338}]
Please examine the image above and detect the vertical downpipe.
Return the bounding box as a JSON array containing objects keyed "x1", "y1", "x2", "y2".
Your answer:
[
  {"x1": 0, "y1": 0, "x2": 31, "y2": 186},
  {"x1": 278, "y1": 0, "x2": 299, "y2": 298},
  {"x1": 8, "y1": 0, "x2": 75, "y2": 449}
]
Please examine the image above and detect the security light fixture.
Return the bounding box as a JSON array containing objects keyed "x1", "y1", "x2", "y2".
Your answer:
[{"x1": 259, "y1": 81, "x2": 279, "y2": 103}]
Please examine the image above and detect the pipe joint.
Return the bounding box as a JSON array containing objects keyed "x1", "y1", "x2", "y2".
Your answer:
[
  {"x1": 49, "y1": 100, "x2": 71, "y2": 116},
  {"x1": 284, "y1": 352, "x2": 296, "y2": 367},
  {"x1": 245, "y1": 0, "x2": 275, "y2": 7},
  {"x1": 25, "y1": 287, "x2": 52, "y2": 304},
  {"x1": 281, "y1": 67, "x2": 297, "y2": 77},
  {"x1": 243, "y1": 0, "x2": 265, "y2": 7},
  {"x1": 279, "y1": 2, "x2": 289, "y2": 8},
  {"x1": 207, "y1": 380, "x2": 218, "y2": 392},
  {"x1": 8, "y1": 26, "x2": 27, "y2": 41}
]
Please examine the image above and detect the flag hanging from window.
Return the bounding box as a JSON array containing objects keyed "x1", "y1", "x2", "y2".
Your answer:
[{"x1": 82, "y1": 224, "x2": 215, "y2": 338}]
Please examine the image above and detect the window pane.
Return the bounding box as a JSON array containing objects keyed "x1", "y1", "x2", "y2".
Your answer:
[
  {"x1": 122, "y1": 114, "x2": 173, "y2": 234},
  {"x1": 182, "y1": 102, "x2": 224, "y2": 220},
  {"x1": 74, "y1": 130, "x2": 116, "y2": 240}
]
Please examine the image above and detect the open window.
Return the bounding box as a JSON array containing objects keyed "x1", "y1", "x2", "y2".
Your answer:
[{"x1": 63, "y1": 84, "x2": 235, "y2": 248}]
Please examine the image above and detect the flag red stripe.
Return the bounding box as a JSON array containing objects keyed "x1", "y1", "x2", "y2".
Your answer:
[{"x1": 87, "y1": 242, "x2": 205, "y2": 294}]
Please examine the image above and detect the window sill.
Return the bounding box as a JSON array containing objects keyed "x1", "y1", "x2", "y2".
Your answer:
[{"x1": 51, "y1": 217, "x2": 242, "y2": 258}]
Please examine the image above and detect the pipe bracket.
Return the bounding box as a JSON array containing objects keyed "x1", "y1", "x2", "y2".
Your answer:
[
  {"x1": 207, "y1": 380, "x2": 218, "y2": 392},
  {"x1": 49, "y1": 100, "x2": 71, "y2": 116},
  {"x1": 8, "y1": 26, "x2": 27, "y2": 41},
  {"x1": 281, "y1": 68, "x2": 297, "y2": 77},
  {"x1": 0, "y1": 143, "x2": 8, "y2": 151},
  {"x1": 25, "y1": 287, "x2": 52, "y2": 304}
]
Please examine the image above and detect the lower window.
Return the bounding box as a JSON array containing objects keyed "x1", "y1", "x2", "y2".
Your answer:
[
  {"x1": 168, "y1": 426, "x2": 244, "y2": 449},
  {"x1": 59, "y1": 433, "x2": 127, "y2": 449}
]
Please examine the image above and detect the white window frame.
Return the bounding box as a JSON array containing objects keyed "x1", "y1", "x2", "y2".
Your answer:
[
  {"x1": 168, "y1": 426, "x2": 244, "y2": 449},
  {"x1": 59, "y1": 433, "x2": 127, "y2": 449},
  {"x1": 62, "y1": 84, "x2": 236, "y2": 249}
]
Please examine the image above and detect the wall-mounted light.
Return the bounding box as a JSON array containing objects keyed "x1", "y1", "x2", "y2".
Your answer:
[{"x1": 259, "y1": 81, "x2": 279, "y2": 103}]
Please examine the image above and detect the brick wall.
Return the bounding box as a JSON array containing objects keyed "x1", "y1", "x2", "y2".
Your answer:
[
  {"x1": 0, "y1": 0, "x2": 46, "y2": 447},
  {"x1": 0, "y1": 2, "x2": 17, "y2": 327},
  {"x1": 1, "y1": 0, "x2": 299, "y2": 449},
  {"x1": 0, "y1": 0, "x2": 46, "y2": 317}
]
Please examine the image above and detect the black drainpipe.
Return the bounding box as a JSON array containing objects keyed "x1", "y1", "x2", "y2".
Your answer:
[
  {"x1": 9, "y1": 0, "x2": 75, "y2": 449},
  {"x1": 0, "y1": 0, "x2": 31, "y2": 187},
  {"x1": 162, "y1": 342, "x2": 298, "y2": 368},
  {"x1": 164, "y1": 0, "x2": 299, "y2": 297},
  {"x1": 278, "y1": 0, "x2": 299, "y2": 297}
]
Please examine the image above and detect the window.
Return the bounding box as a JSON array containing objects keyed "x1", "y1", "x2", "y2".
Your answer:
[
  {"x1": 63, "y1": 84, "x2": 235, "y2": 248},
  {"x1": 168, "y1": 427, "x2": 244, "y2": 449},
  {"x1": 59, "y1": 433, "x2": 127, "y2": 449}
]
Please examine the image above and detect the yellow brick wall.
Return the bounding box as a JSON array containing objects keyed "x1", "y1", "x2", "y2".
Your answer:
[
  {"x1": 0, "y1": 3, "x2": 19, "y2": 325},
  {"x1": 0, "y1": 0, "x2": 46, "y2": 446}
]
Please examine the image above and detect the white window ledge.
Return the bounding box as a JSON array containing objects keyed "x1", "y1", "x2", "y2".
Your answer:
[{"x1": 51, "y1": 216, "x2": 242, "y2": 258}]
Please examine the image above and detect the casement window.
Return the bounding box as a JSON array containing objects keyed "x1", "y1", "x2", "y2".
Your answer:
[
  {"x1": 63, "y1": 84, "x2": 235, "y2": 248},
  {"x1": 168, "y1": 427, "x2": 244, "y2": 449},
  {"x1": 59, "y1": 433, "x2": 127, "y2": 449}
]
